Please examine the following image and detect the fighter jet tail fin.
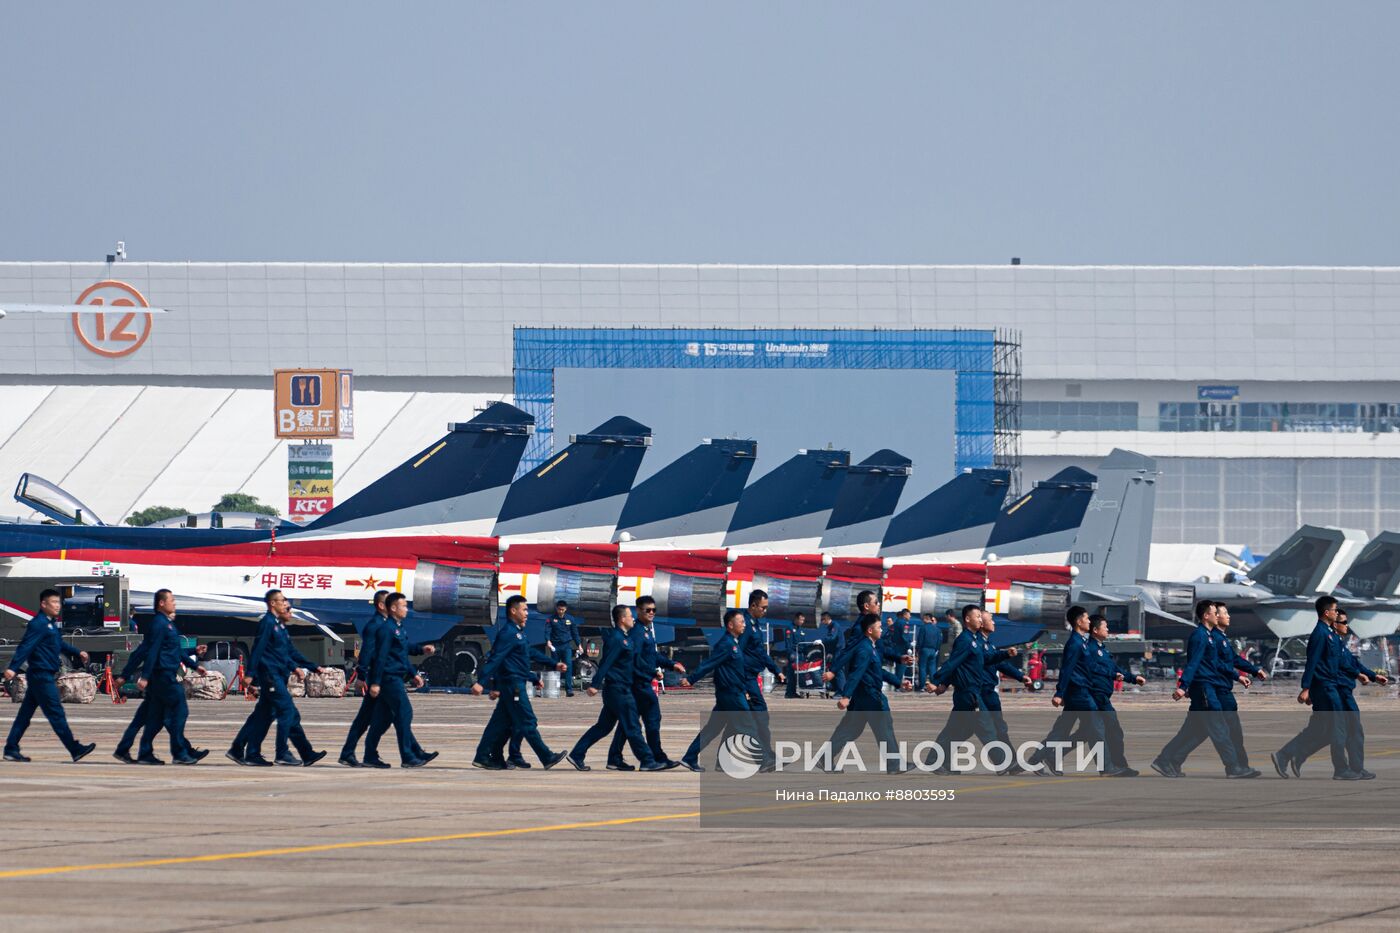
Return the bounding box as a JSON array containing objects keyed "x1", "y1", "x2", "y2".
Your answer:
[
  {"x1": 723, "y1": 449, "x2": 850, "y2": 550},
  {"x1": 1251, "y1": 524, "x2": 1370, "y2": 597},
  {"x1": 819, "y1": 449, "x2": 913, "y2": 551},
  {"x1": 493, "y1": 415, "x2": 652, "y2": 541},
  {"x1": 878, "y1": 468, "x2": 1009, "y2": 560},
  {"x1": 304, "y1": 401, "x2": 533, "y2": 535},
  {"x1": 613, "y1": 439, "x2": 758, "y2": 546},
  {"x1": 1065, "y1": 449, "x2": 1159, "y2": 589},
  {"x1": 982, "y1": 466, "x2": 1095, "y2": 563},
  {"x1": 1337, "y1": 530, "x2": 1400, "y2": 600}
]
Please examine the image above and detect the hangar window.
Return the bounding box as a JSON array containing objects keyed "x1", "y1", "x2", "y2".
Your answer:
[
  {"x1": 1148, "y1": 457, "x2": 1400, "y2": 552},
  {"x1": 1022, "y1": 401, "x2": 1138, "y2": 430},
  {"x1": 1159, "y1": 401, "x2": 1400, "y2": 433},
  {"x1": 1158, "y1": 402, "x2": 1239, "y2": 431}
]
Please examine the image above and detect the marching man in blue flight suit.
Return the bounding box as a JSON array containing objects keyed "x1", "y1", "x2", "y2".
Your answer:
[
  {"x1": 362, "y1": 592, "x2": 438, "y2": 768},
  {"x1": 1077, "y1": 613, "x2": 1144, "y2": 776},
  {"x1": 1153, "y1": 599, "x2": 1255, "y2": 778},
  {"x1": 826, "y1": 612, "x2": 911, "y2": 772},
  {"x1": 926, "y1": 604, "x2": 1004, "y2": 773},
  {"x1": 545, "y1": 600, "x2": 581, "y2": 697},
  {"x1": 1212, "y1": 602, "x2": 1265, "y2": 771},
  {"x1": 1026, "y1": 605, "x2": 1102, "y2": 776},
  {"x1": 1273, "y1": 597, "x2": 1378, "y2": 780},
  {"x1": 504, "y1": 647, "x2": 561, "y2": 768},
  {"x1": 2, "y1": 588, "x2": 96, "y2": 763},
  {"x1": 606, "y1": 596, "x2": 686, "y2": 769},
  {"x1": 566, "y1": 605, "x2": 673, "y2": 771},
  {"x1": 1322, "y1": 608, "x2": 1385, "y2": 778},
  {"x1": 113, "y1": 610, "x2": 205, "y2": 764},
  {"x1": 739, "y1": 589, "x2": 784, "y2": 768},
  {"x1": 678, "y1": 609, "x2": 765, "y2": 772},
  {"x1": 226, "y1": 589, "x2": 330, "y2": 767},
  {"x1": 470, "y1": 595, "x2": 567, "y2": 770},
  {"x1": 132, "y1": 589, "x2": 210, "y2": 765},
  {"x1": 976, "y1": 609, "x2": 1034, "y2": 773},
  {"x1": 340, "y1": 589, "x2": 390, "y2": 767}
]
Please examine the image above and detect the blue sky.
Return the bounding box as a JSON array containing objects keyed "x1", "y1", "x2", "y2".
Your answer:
[{"x1": 3, "y1": 1, "x2": 1396, "y2": 264}]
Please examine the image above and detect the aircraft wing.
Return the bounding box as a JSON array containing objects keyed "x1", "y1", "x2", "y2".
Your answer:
[
  {"x1": 1144, "y1": 607, "x2": 1193, "y2": 627},
  {"x1": 1130, "y1": 588, "x2": 1193, "y2": 627},
  {"x1": 274, "y1": 606, "x2": 344, "y2": 643},
  {"x1": 1075, "y1": 583, "x2": 1194, "y2": 628},
  {"x1": 164, "y1": 594, "x2": 275, "y2": 620}
]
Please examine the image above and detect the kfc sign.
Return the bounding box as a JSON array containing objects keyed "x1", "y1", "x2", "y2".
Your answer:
[
  {"x1": 287, "y1": 443, "x2": 333, "y2": 525},
  {"x1": 289, "y1": 497, "x2": 332, "y2": 516}
]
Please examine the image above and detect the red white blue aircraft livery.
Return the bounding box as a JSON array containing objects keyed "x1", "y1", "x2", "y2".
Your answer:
[{"x1": 14, "y1": 401, "x2": 1381, "y2": 654}]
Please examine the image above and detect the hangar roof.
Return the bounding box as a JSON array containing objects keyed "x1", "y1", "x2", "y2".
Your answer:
[
  {"x1": 3, "y1": 262, "x2": 1399, "y2": 382},
  {"x1": 0, "y1": 385, "x2": 500, "y2": 524}
]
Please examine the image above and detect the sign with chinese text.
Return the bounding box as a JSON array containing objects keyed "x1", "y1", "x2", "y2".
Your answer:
[
  {"x1": 274, "y1": 369, "x2": 355, "y2": 438},
  {"x1": 337, "y1": 371, "x2": 354, "y2": 438},
  {"x1": 287, "y1": 444, "x2": 333, "y2": 524}
]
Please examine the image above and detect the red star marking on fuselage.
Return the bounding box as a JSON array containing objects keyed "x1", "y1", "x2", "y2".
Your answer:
[{"x1": 345, "y1": 573, "x2": 385, "y2": 590}]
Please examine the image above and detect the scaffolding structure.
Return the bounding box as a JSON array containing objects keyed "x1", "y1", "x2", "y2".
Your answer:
[
  {"x1": 513, "y1": 326, "x2": 1018, "y2": 481},
  {"x1": 993, "y1": 328, "x2": 1024, "y2": 498}
]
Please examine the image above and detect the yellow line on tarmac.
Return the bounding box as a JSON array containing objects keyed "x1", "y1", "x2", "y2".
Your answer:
[
  {"x1": 0, "y1": 811, "x2": 705, "y2": 880},
  {"x1": 0, "y1": 772, "x2": 1092, "y2": 880}
]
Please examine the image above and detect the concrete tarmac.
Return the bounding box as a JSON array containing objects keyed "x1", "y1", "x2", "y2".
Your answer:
[{"x1": 1, "y1": 687, "x2": 1398, "y2": 931}]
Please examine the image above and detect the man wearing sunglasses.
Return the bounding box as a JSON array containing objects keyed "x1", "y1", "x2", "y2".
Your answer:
[{"x1": 606, "y1": 597, "x2": 685, "y2": 770}]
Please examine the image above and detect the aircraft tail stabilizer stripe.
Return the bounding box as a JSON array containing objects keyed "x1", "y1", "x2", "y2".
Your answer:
[
  {"x1": 982, "y1": 467, "x2": 1094, "y2": 560},
  {"x1": 724, "y1": 449, "x2": 849, "y2": 545},
  {"x1": 822, "y1": 449, "x2": 912, "y2": 534},
  {"x1": 494, "y1": 415, "x2": 651, "y2": 537},
  {"x1": 614, "y1": 439, "x2": 757, "y2": 543},
  {"x1": 306, "y1": 402, "x2": 532, "y2": 533},
  {"x1": 878, "y1": 468, "x2": 1008, "y2": 558}
]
